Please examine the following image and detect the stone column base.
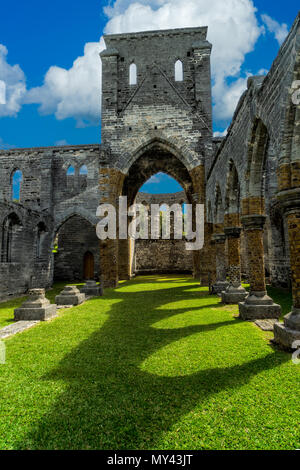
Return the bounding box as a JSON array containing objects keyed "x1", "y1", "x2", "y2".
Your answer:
[
  {"x1": 221, "y1": 285, "x2": 248, "y2": 304},
  {"x1": 14, "y1": 289, "x2": 57, "y2": 321},
  {"x1": 273, "y1": 322, "x2": 300, "y2": 349},
  {"x1": 80, "y1": 281, "x2": 103, "y2": 297},
  {"x1": 14, "y1": 304, "x2": 57, "y2": 321},
  {"x1": 212, "y1": 281, "x2": 229, "y2": 295},
  {"x1": 239, "y1": 292, "x2": 281, "y2": 320},
  {"x1": 273, "y1": 308, "x2": 300, "y2": 349},
  {"x1": 55, "y1": 286, "x2": 85, "y2": 306}
]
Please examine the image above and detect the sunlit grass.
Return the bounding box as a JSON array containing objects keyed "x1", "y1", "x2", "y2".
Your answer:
[{"x1": 0, "y1": 276, "x2": 298, "y2": 450}]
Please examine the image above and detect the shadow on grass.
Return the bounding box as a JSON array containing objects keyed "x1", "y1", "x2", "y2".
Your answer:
[
  {"x1": 267, "y1": 286, "x2": 293, "y2": 318},
  {"x1": 0, "y1": 282, "x2": 85, "y2": 329},
  {"x1": 12, "y1": 279, "x2": 290, "y2": 450}
]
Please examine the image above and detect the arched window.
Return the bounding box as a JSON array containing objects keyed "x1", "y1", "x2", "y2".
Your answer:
[
  {"x1": 79, "y1": 165, "x2": 88, "y2": 176},
  {"x1": 1, "y1": 213, "x2": 21, "y2": 263},
  {"x1": 175, "y1": 60, "x2": 183, "y2": 82},
  {"x1": 67, "y1": 165, "x2": 75, "y2": 176},
  {"x1": 11, "y1": 169, "x2": 23, "y2": 202},
  {"x1": 67, "y1": 165, "x2": 75, "y2": 189},
  {"x1": 79, "y1": 165, "x2": 88, "y2": 190},
  {"x1": 36, "y1": 222, "x2": 47, "y2": 259},
  {"x1": 129, "y1": 63, "x2": 137, "y2": 86}
]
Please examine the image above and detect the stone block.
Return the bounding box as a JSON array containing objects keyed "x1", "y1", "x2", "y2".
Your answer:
[
  {"x1": 273, "y1": 322, "x2": 300, "y2": 349},
  {"x1": 80, "y1": 280, "x2": 103, "y2": 297},
  {"x1": 55, "y1": 286, "x2": 85, "y2": 306},
  {"x1": 14, "y1": 289, "x2": 57, "y2": 321},
  {"x1": 239, "y1": 302, "x2": 281, "y2": 320},
  {"x1": 221, "y1": 286, "x2": 248, "y2": 304},
  {"x1": 212, "y1": 281, "x2": 229, "y2": 295},
  {"x1": 239, "y1": 292, "x2": 281, "y2": 320}
]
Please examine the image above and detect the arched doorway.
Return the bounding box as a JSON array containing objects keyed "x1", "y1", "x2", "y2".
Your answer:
[
  {"x1": 98, "y1": 139, "x2": 207, "y2": 287},
  {"x1": 119, "y1": 143, "x2": 198, "y2": 281},
  {"x1": 53, "y1": 215, "x2": 99, "y2": 281},
  {"x1": 84, "y1": 251, "x2": 94, "y2": 280},
  {"x1": 134, "y1": 173, "x2": 193, "y2": 275}
]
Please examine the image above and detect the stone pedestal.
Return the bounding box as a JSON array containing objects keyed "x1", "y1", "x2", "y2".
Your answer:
[
  {"x1": 221, "y1": 226, "x2": 247, "y2": 304},
  {"x1": 239, "y1": 291, "x2": 281, "y2": 320},
  {"x1": 222, "y1": 285, "x2": 248, "y2": 304},
  {"x1": 55, "y1": 286, "x2": 85, "y2": 306},
  {"x1": 273, "y1": 191, "x2": 300, "y2": 348},
  {"x1": 212, "y1": 233, "x2": 229, "y2": 294},
  {"x1": 274, "y1": 308, "x2": 300, "y2": 349},
  {"x1": 274, "y1": 189, "x2": 300, "y2": 349},
  {"x1": 213, "y1": 281, "x2": 229, "y2": 295},
  {"x1": 80, "y1": 280, "x2": 103, "y2": 297},
  {"x1": 14, "y1": 289, "x2": 57, "y2": 321},
  {"x1": 239, "y1": 215, "x2": 281, "y2": 320}
]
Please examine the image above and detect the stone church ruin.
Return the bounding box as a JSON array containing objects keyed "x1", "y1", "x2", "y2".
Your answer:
[{"x1": 1, "y1": 13, "x2": 300, "y2": 348}]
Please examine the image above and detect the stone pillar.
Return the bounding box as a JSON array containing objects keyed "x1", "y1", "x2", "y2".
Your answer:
[
  {"x1": 239, "y1": 215, "x2": 281, "y2": 320},
  {"x1": 99, "y1": 166, "x2": 125, "y2": 288},
  {"x1": 198, "y1": 222, "x2": 214, "y2": 286},
  {"x1": 118, "y1": 238, "x2": 131, "y2": 280},
  {"x1": 212, "y1": 233, "x2": 229, "y2": 294},
  {"x1": 100, "y1": 239, "x2": 119, "y2": 288},
  {"x1": 221, "y1": 227, "x2": 248, "y2": 304},
  {"x1": 188, "y1": 166, "x2": 208, "y2": 285},
  {"x1": 274, "y1": 188, "x2": 300, "y2": 348},
  {"x1": 209, "y1": 237, "x2": 216, "y2": 292}
]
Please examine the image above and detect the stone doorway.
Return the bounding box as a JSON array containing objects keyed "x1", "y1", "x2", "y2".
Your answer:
[{"x1": 83, "y1": 251, "x2": 94, "y2": 280}]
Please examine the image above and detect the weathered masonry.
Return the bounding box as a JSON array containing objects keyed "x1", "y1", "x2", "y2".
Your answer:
[
  {"x1": 135, "y1": 192, "x2": 193, "y2": 274},
  {"x1": 99, "y1": 27, "x2": 213, "y2": 286},
  {"x1": 0, "y1": 13, "x2": 300, "y2": 349}
]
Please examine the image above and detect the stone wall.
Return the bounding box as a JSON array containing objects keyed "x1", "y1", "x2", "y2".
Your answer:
[
  {"x1": 0, "y1": 16, "x2": 299, "y2": 297},
  {"x1": 206, "y1": 13, "x2": 300, "y2": 288},
  {"x1": 54, "y1": 215, "x2": 100, "y2": 281},
  {"x1": 0, "y1": 201, "x2": 53, "y2": 300},
  {"x1": 101, "y1": 27, "x2": 213, "y2": 174},
  {"x1": 135, "y1": 192, "x2": 193, "y2": 273},
  {"x1": 0, "y1": 145, "x2": 100, "y2": 297}
]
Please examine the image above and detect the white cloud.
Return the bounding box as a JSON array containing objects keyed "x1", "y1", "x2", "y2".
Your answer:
[
  {"x1": 213, "y1": 75, "x2": 251, "y2": 121},
  {"x1": 104, "y1": 0, "x2": 263, "y2": 122},
  {"x1": 0, "y1": 44, "x2": 26, "y2": 117},
  {"x1": 2, "y1": 2, "x2": 287, "y2": 129},
  {"x1": 54, "y1": 139, "x2": 69, "y2": 146},
  {"x1": 25, "y1": 38, "x2": 106, "y2": 127},
  {"x1": 257, "y1": 68, "x2": 268, "y2": 76},
  {"x1": 213, "y1": 128, "x2": 228, "y2": 138},
  {"x1": 261, "y1": 14, "x2": 289, "y2": 45},
  {"x1": 145, "y1": 173, "x2": 164, "y2": 184}
]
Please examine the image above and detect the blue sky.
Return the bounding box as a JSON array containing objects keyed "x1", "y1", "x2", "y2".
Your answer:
[{"x1": 0, "y1": 0, "x2": 299, "y2": 193}]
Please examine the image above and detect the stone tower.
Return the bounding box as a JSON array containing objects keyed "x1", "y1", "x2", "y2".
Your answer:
[
  {"x1": 99, "y1": 27, "x2": 214, "y2": 285},
  {"x1": 100, "y1": 27, "x2": 213, "y2": 170}
]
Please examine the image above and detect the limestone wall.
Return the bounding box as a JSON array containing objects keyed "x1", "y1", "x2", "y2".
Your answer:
[
  {"x1": 206, "y1": 13, "x2": 300, "y2": 287},
  {"x1": 0, "y1": 144, "x2": 101, "y2": 297},
  {"x1": 134, "y1": 192, "x2": 193, "y2": 273}
]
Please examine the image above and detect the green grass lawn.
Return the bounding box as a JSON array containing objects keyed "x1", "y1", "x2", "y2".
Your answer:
[
  {"x1": 0, "y1": 276, "x2": 299, "y2": 450},
  {"x1": 0, "y1": 282, "x2": 82, "y2": 330}
]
